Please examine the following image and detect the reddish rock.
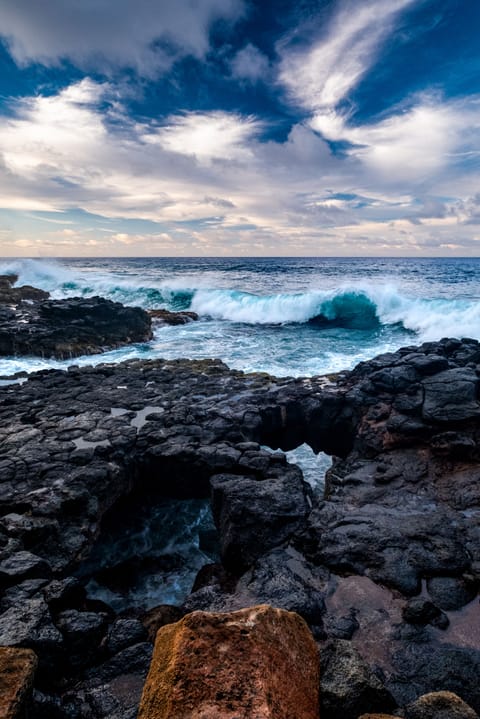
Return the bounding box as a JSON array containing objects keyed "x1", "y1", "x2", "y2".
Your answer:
[
  {"x1": 138, "y1": 604, "x2": 319, "y2": 719},
  {"x1": 0, "y1": 647, "x2": 38, "y2": 719}
]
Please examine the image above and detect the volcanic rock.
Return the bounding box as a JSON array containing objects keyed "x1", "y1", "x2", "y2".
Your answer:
[
  {"x1": 404, "y1": 691, "x2": 479, "y2": 719},
  {"x1": 0, "y1": 338, "x2": 479, "y2": 716},
  {"x1": 138, "y1": 604, "x2": 319, "y2": 719},
  {"x1": 0, "y1": 295, "x2": 152, "y2": 358},
  {"x1": 148, "y1": 308, "x2": 198, "y2": 325}
]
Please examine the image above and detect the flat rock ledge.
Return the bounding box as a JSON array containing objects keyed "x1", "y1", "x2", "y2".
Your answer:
[
  {"x1": 0, "y1": 337, "x2": 479, "y2": 718},
  {"x1": 138, "y1": 604, "x2": 319, "y2": 719}
]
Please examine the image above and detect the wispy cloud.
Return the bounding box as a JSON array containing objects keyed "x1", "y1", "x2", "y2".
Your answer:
[{"x1": 279, "y1": 0, "x2": 417, "y2": 112}]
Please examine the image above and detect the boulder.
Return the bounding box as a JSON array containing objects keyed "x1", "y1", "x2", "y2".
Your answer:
[
  {"x1": 320, "y1": 639, "x2": 396, "y2": 719},
  {"x1": 404, "y1": 691, "x2": 479, "y2": 719},
  {"x1": 138, "y1": 605, "x2": 319, "y2": 719},
  {"x1": 0, "y1": 647, "x2": 38, "y2": 719},
  {"x1": 148, "y1": 309, "x2": 198, "y2": 325}
]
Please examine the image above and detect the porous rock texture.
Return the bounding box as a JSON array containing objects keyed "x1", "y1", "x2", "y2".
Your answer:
[
  {"x1": 138, "y1": 604, "x2": 319, "y2": 719},
  {"x1": 0, "y1": 646, "x2": 38, "y2": 719},
  {"x1": 404, "y1": 691, "x2": 479, "y2": 719},
  {"x1": 0, "y1": 336, "x2": 479, "y2": 717},
  {"x1": 0, "y1": 274, "x2": 152, "y2": 358}
]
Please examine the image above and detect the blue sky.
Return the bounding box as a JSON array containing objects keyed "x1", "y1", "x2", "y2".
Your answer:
[{"x1": 0, "y1": 0, "x2": 479, "y2": 256}]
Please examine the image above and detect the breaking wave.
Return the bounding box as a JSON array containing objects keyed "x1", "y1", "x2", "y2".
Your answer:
[{"x1": 4, "y1": 258, "x2": 480, "y2": 341}]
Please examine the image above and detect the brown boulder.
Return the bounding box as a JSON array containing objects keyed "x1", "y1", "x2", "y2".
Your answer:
[
  {"x1": 404, "y1": 691, "x2": 479, "y2": 719},
  {"x1": 0, "y1": 647, "x2": 38, "y2": 719},
  {"x1": 138, "y1": 604, "x2": 319, "y2": 719}
]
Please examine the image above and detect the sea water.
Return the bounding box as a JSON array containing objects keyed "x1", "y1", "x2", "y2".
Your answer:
[
  {"x1": 2, "y1": 256, "x2": 480, "y2": 379},
  {"x1": 2, "y1": 256, "x2": 479, "y2": 607}
]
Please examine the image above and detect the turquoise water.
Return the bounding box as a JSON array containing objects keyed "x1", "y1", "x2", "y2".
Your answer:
[{"x1": 2, "y1": 256, "x2": 480, "y2": 378}]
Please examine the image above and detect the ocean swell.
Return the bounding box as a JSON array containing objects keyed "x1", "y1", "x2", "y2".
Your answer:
[{"x1": 4, "y1": 258, "x2": 480, "y2": 341}]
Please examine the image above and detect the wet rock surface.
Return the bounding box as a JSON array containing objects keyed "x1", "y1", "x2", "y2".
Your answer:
[
  {"x1": 0, "y1": 337, "x2": 478, "y2": 717},
  {"x1": 0, "y1": 275, "x2": 152, "y2": 358},
  {"x1": 148, "y1": 308, "x2": 198, "y2": 325}
]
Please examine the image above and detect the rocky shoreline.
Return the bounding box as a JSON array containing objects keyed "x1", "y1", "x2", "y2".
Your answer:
[{"x1": 0, "y1": 286, "x2": 479, "y2": 718}]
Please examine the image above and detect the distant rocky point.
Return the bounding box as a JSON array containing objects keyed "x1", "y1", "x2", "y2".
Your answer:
[{"x1": 0, "y1": 274, "x2": 152, "y2": 359}]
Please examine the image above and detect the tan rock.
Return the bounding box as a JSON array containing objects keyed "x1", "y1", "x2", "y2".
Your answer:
[
  {"x1": 0, "y1": 647, "x2": 38, "y2": 719},
  {"x1": 138, "y1": 604, "x2": 319, "y2": 719},
  {"x1": 405, "y1": 691, "x2": 479, "y2": 719}
]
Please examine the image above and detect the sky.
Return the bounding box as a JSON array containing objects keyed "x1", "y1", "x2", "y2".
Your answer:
[{"x1": 0, "y1": 0, "x2": 479, "y2": 257}]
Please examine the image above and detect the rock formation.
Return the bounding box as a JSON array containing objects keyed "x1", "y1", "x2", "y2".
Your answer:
[
  {"x1": 0, "y1": 646, "x2": 38, "y2": 719},
  {"x1": 0, "y1": 274, "x2": 152, "y2": 358},
  {"x1": 138, "y1": 604, "x2": 319, "y2": 719},
  {"x1": 0, "y1": 337, "x2": 478, "y2": 717}
]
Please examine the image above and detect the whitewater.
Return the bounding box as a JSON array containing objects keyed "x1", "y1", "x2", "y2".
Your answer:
[{"x1": 2, "y1": 256, "x2": 480, "y2": 380}]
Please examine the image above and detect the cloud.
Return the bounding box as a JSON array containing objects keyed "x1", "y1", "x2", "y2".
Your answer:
[
  {"x1": 145, "y1": 111, "x2": 262, "y2": 163},
  {"x1": 278, "y1": 0, "x2": 416, "y2": 112},
  {"x1": 311, "y1": 95, "x2": 480, "y2": 183},
  {"x1": 0, "y1": 78, "x2": 479, "y2": 256},
  {"x1": 0, "y1": 0, "x2": 244, "y2": 76},
  {"x1": 230, "y1": 44, "x2": 270, "y2": 83}
]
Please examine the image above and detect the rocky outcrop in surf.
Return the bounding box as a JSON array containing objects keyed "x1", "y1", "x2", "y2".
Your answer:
[
  {"x1": 0, "y1": 338, "x2": 478, "y2": 717},
  {"x1": 0, "y1": 275, "x2": 152, "y2": 359}
]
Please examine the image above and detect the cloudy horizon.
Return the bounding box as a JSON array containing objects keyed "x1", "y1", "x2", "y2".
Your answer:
[{"x1": 0, "y1": 0, "x2": 479, "y2": 257}]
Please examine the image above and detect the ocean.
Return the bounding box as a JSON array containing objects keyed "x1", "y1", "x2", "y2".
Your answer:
[
  {"x1": 2, "y1": 256, "x2": 480, "y2": 607},
  {"x1": 3, "y1": 256, "x2": 480, "y2": 380}
]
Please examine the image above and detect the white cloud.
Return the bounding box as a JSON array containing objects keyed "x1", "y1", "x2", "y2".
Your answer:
[
  {"x1": 0, "y1": 79, "x2": 479, "y2": 256},
  {"x1": 230, "y1": 44, "x2": 270, "y2": 83},
  {"x1": 311, "y1": 95, "x2": 480, "y2": 183},
  {"x1": 145, "y1": 111, "x2": 262, "y2": 163},
  {"x1": 278, "y1": 0, "x2": 416, "y2": 112},
  {"x1": 0, "y1": 0, "x2": 244, "y2": 76}
]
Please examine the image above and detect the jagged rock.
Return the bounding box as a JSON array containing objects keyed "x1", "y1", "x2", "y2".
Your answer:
[
  {"x1": 55, "y1": 609, "x2": 109, "y2": 669},
  {"x1": 141, "y1": 605, "x2": 185, "y2": 643},
  {"x1": 0, "y1": 274, "x2": 49, "y2": 304},
  {"x1": 0, "y1": 295, "x2": 152, "y2": 358},
  {"x1": 0, "y1": 647, "x2": 38, "y2": 719},
  {"x1": 148, "y1": 309, "x2": 198, "y2": 325},
  {"x1": 105, "y1": 618, "x2": 147, "y2": 655},
  {"x1": 320, "y1": 639, "x2": 396, "y2": 719},
  {"x1": 0, "y1": 338, "x2": 479, "y2": 715},
  {"x1": 0, "y1": 597, "x2": 63, "y2": 677},
  {"x1": 426, "y1": 576, "x2": 478, "y2": 611},
  {"x1": 138, "y1": 605, "x2": 319, "y2": 719},
  {"x1": 402, "y1": 598, "x2": 449, "y2": 629},
  {"x1": 404, "y1": 691, "x2": 479, "y2": 719},
  {"x1": 43, "y1": 577, "x2": 86, "y2": 612},
  {"x1": 0, "y1": 551, "x2": 51, "y2": 589},
  {"x1": 210, "y1": 466, "x2": 310, "y2": 572}
]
